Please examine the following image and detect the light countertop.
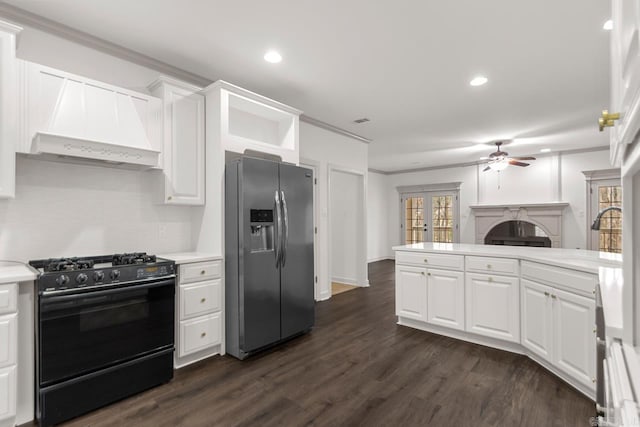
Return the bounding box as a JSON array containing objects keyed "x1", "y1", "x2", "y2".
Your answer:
[
  {"x1": 0, "y1": 261, "x2": 38, "y2": 283},
  {"x1": 393, "y1": 243, "x2": 621, "y2": 274},
  {"x1": 157, "y1": 252, "x2": 222, "y2": 264}
]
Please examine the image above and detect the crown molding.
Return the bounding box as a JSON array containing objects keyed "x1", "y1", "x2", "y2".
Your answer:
[
  {"x1": 0, "y1": 2, "x2": 212, "y2": 87},
  {"x1": 300, "y1": 115, "x2": 371, "y2": 144},
  {"x1": 204, "y1": 80, "x2": 304, "y2": 116},
  {"x1": 370, "y1": 145, "x2": 610, "y2": 175}
]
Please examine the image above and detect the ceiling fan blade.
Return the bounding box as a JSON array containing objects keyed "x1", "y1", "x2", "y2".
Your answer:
[
  {"x1": 482, "y1": 165, "x2": 491, "y2": 172},
  {"x1": 508, "y1": 160, "x2": 530, "y2": 167},
  {"x1": 510, "y1": 156, "x2": 536, "y2": 161}
]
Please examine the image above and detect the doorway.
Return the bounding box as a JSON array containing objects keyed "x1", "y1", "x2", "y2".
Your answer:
[
  {"x1": 328, "y1": 166, "x2": 367, "y2": 295},
  {"x1": 401, "y1": 191, "x2": 459, "y2": 244},
  {"x1": 300, "y1": 159, "x2": 320, "y2": 300},
  {"x1": 588, "y1": 178, "x2": 622, "y2": 253}
]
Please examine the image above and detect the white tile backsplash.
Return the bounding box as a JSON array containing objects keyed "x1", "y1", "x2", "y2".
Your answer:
[{"x1": 0, "y1": 156, "x2": 195, "y2": 262}]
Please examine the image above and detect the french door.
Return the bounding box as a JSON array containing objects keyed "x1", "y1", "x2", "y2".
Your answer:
[{"x1": 401, "y1": 191, "x2": 458, "y2": 244}]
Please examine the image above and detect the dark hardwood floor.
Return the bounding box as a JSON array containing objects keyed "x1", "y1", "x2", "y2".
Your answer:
[{"x1": 52, "y1": 260, "x2": 593, "y2": 427}]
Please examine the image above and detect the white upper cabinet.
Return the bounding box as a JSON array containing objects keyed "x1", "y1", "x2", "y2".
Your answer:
[
  {"x1": 17, "y1": 61, "x2": 162, "y2": 168},
  {"x1": 204, "y1": 80, "x2": 302, "y2": 165},
  {"x1": 610, "y1": 0, "x2": 640, "y2": 164},
  {"x1": 0, "y1": 21, "x2": 21, "y2": 199},
  {"x1": 149, "y1": 77, "x2": 205, "y2": 205}
]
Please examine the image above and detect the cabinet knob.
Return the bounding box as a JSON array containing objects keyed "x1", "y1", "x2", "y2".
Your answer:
[
  {"x1": 201, "y1": 298, "x2": 206, "y2": 303},
  {"x1": 592, "y1": 378, "x2": 596, "y2": 383},
  {"x1": 593, "y1": 328, "x2": 597, "y2": 334},
  {"x1": 599, "y1": 110, "x2": 620, "y2": 131},
  {"x1": 487, "y1": 264, "x2": 492, "y2": 269},
  {"x1": 488, "y1": 277, "x2": 493, "y2": 282},
  {"x1": 544, "y1": 291, "x2": 550, "y2": 297},
  {"x1": 427, "y1": 272, "x2": 431, "y2": 276},
  {"x1": 201, "y1": 270, "x2": 206, "y2": 275},
  {"x1": 201, "y1": 332, "x2": 207, "y2": 338},
  {"x1": 421, "y1": 271, "x2": 425, "y2": 276},
  {"x1": 424, "y1": 258, "x2": 428, "y2": 263},
  {"x1": 167, "y1": 196, "x2": 173, "y2": 201},
  {"x1": 551, "y1": 294, "x2": 557, "y2": 300}
]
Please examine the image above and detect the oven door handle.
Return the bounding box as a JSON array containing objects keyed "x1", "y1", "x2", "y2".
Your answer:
[{"x1": 40, "y1": 278, "x2": 176, "y2": 304}]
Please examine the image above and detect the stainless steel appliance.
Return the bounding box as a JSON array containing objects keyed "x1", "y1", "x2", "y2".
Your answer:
[
  {"x1": 225, "y1": 157, "x2": 314, "y2": 359},
  {"x1": 30, "y1": 253, "x2": 176, "y2": 426}
]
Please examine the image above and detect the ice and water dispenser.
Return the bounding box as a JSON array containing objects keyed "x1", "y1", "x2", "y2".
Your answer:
[{"x1": 250, "y1": 209, "x2": 275, "y2": 252}]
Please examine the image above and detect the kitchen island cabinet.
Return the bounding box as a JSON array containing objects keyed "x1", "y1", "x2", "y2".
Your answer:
[{"x1": 393, "y1": 243, "x2": 621, "y2": 400}]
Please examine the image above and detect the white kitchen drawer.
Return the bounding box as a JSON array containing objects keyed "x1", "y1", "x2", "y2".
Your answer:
[
  {"x1": 0, "y1": 284, "x2": 17, "y2": 316},
  {"x1": 396, "y1": 251, "x2": 464, "y2": 271},
  {"x1": 0, "y1": 314, "x2": 16, "y2": 369},
  {"x1": 179, "y1": 279, "x2": 222, "y2": 320},
  {"x1": 0, "y1": 365, "x2": 16, "y2": 422},
  {"x1": 466, "y1": 256, "x2": 519, "y2": 276},
  {"x1": 521, "y1": 261, "x2": 597, "y2": 296},
  {"x1": 179, "y1": 261, "x2": 222, "y2": 284},
  {"x1": 179, "y1": 313, "x2": 221, "y2": 357}
]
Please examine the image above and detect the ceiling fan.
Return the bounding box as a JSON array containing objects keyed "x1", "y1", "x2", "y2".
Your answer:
[{"x1": 482, "y1": 141, "x2": 536, "y2": 172}]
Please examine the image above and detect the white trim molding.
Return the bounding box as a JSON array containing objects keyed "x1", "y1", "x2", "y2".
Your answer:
[
  {"x1": 397, "y1": 181, "x2": 462, "y2": 194},
  {"x1": 470, "y1": 202, "x2": 569, "y2": 248}
]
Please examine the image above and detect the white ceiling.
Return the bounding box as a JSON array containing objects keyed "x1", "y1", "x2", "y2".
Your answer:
[{"x1": 3, "y1": 0, "x2": 612, "y2": 171}]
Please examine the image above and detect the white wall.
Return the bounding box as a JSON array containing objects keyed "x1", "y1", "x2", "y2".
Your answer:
[
  {"x1": 368, "y1": 149, "x2": 613, "y2": 259},
  {"x1": 367, "y1": 171, "x2": 389, "y2": 262},
  {"x1": 300, "y1": 122, "x2": 368, "y2": 300},
  {"x1": 330, "y1": 170, "x2": 361, "y2": 284},
  {"x1": 0, "y1": 24, "x2": 196, "y2": 261}
]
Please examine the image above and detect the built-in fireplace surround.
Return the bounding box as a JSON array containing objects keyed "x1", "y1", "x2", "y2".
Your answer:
[
  {"x1": 470, "y1": 202, "x2": 569, "y2": 248},
  {"x1": 484, "y1": 220, "x2": 552, "y2": 247}
]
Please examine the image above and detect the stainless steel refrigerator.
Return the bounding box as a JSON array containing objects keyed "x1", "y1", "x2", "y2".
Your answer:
[{"x1": 225, "y1": 156, "x2": 315, "y2": 359}]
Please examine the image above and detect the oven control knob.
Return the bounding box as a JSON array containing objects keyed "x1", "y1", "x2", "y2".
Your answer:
[
  {"x1": 56, "y1": 275, "x2": 70, "y2": 286},
  {"x1": 110, "y1": 270, "x2": 120, "y2": 280},
  {"x1": 93, "y1": 271, "x2": 105, "y2": 282},
  {"x1": 76, "y1": 273, "x2": 88, "y2": 285}
]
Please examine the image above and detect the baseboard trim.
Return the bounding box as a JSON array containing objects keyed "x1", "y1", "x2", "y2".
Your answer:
[
  {"x1": 331, "y1": 277, "x2": 367, "y2": 287},
  {"x1": 367, "y1": 256, "x2": 394, "y2": 263}
]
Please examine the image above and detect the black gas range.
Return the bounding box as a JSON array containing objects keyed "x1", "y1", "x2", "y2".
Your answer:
[
  {"x1": 30, "y1": 252, "x2": 175, "y2": 295},
  {"x1": 29, "y1": 252, "x2": 176, "y2": 426}
]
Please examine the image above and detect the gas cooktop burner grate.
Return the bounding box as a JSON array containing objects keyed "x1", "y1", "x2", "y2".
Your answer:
[
  {"x1": 112, "y1": 252, "x2": 157, "y2": 266},
  {"x1": 44, "y1": 258, "x2": 95, "y2": 272}
]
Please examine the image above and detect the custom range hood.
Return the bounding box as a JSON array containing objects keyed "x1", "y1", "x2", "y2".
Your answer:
[{"x1": 19, "y1": 61, "x2": 161, "y2": 169}]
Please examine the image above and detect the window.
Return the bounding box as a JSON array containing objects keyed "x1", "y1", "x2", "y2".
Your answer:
[
  {"x1": 399, "y1": 183, "x2": 460, "y2": 244},
  {"x1": 597, "y1": 185, "x2": 622, "y2": 253},
  {"x1": 584, "y1": 170, "x2": 622, "y2": 253}
]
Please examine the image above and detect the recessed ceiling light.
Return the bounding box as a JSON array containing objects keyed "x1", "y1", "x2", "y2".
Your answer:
[
  {"x1": 603, "y1": 19, "x2": 613, "y2": 31},
  {"x1": 264, "y1": 50, "x2": 282, "y2": 63},
  {"x1": 540, "y1": 148, "x2": 551, "y2": 153},
  {"x1": 470, "y1": 76, "x2": 488, "y2": 86}
]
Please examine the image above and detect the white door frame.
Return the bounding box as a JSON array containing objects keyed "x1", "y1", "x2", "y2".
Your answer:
[
  {"x1": 300, "y1": 158, "x2": 320, "y2": 301},
  {"x1": 328, "y1": 164, "x2": 368, "y2": 295}
]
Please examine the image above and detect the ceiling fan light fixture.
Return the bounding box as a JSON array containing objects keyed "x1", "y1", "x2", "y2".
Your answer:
[{"x1": 488, "y1": 159, "x2": 509, "y2": 171}]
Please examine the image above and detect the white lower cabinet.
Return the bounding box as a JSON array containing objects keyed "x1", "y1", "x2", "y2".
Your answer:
[
  {"x1": 180, "y1": 313, "x2": 222, "y2": 357},
  {"x1": 521, "y1": 279, "x2": 553, "y2": 360},
  {"x1": 173, "y1": 258, "x2": 224, "y2": 368},
  {"x1": 521, "y1": 278, "x2": 596, "y2": 391},
  {"x1": 426, "y1": 269, "x2": 464, "y2": 330},
  {"x1": 465, "y1": 273, "x2": 520, "y2": 343},
  {"x1": 554, "y1": 288, "x2": 596, "y2": 388},
  {"x1": 0, "y1": 366, "x2": 16, "y2": 425},
  {"x1": 395, "y1": 265, "x2": 427, "y2": 321}
]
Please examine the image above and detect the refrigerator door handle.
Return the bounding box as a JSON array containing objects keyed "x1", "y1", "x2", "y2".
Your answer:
[
  {"x1": 281, "y1": 190, "x2": 289, "y2": 267},
  {"x1": 274, "y1": 191, "x2": 282, "y2": 267}
]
